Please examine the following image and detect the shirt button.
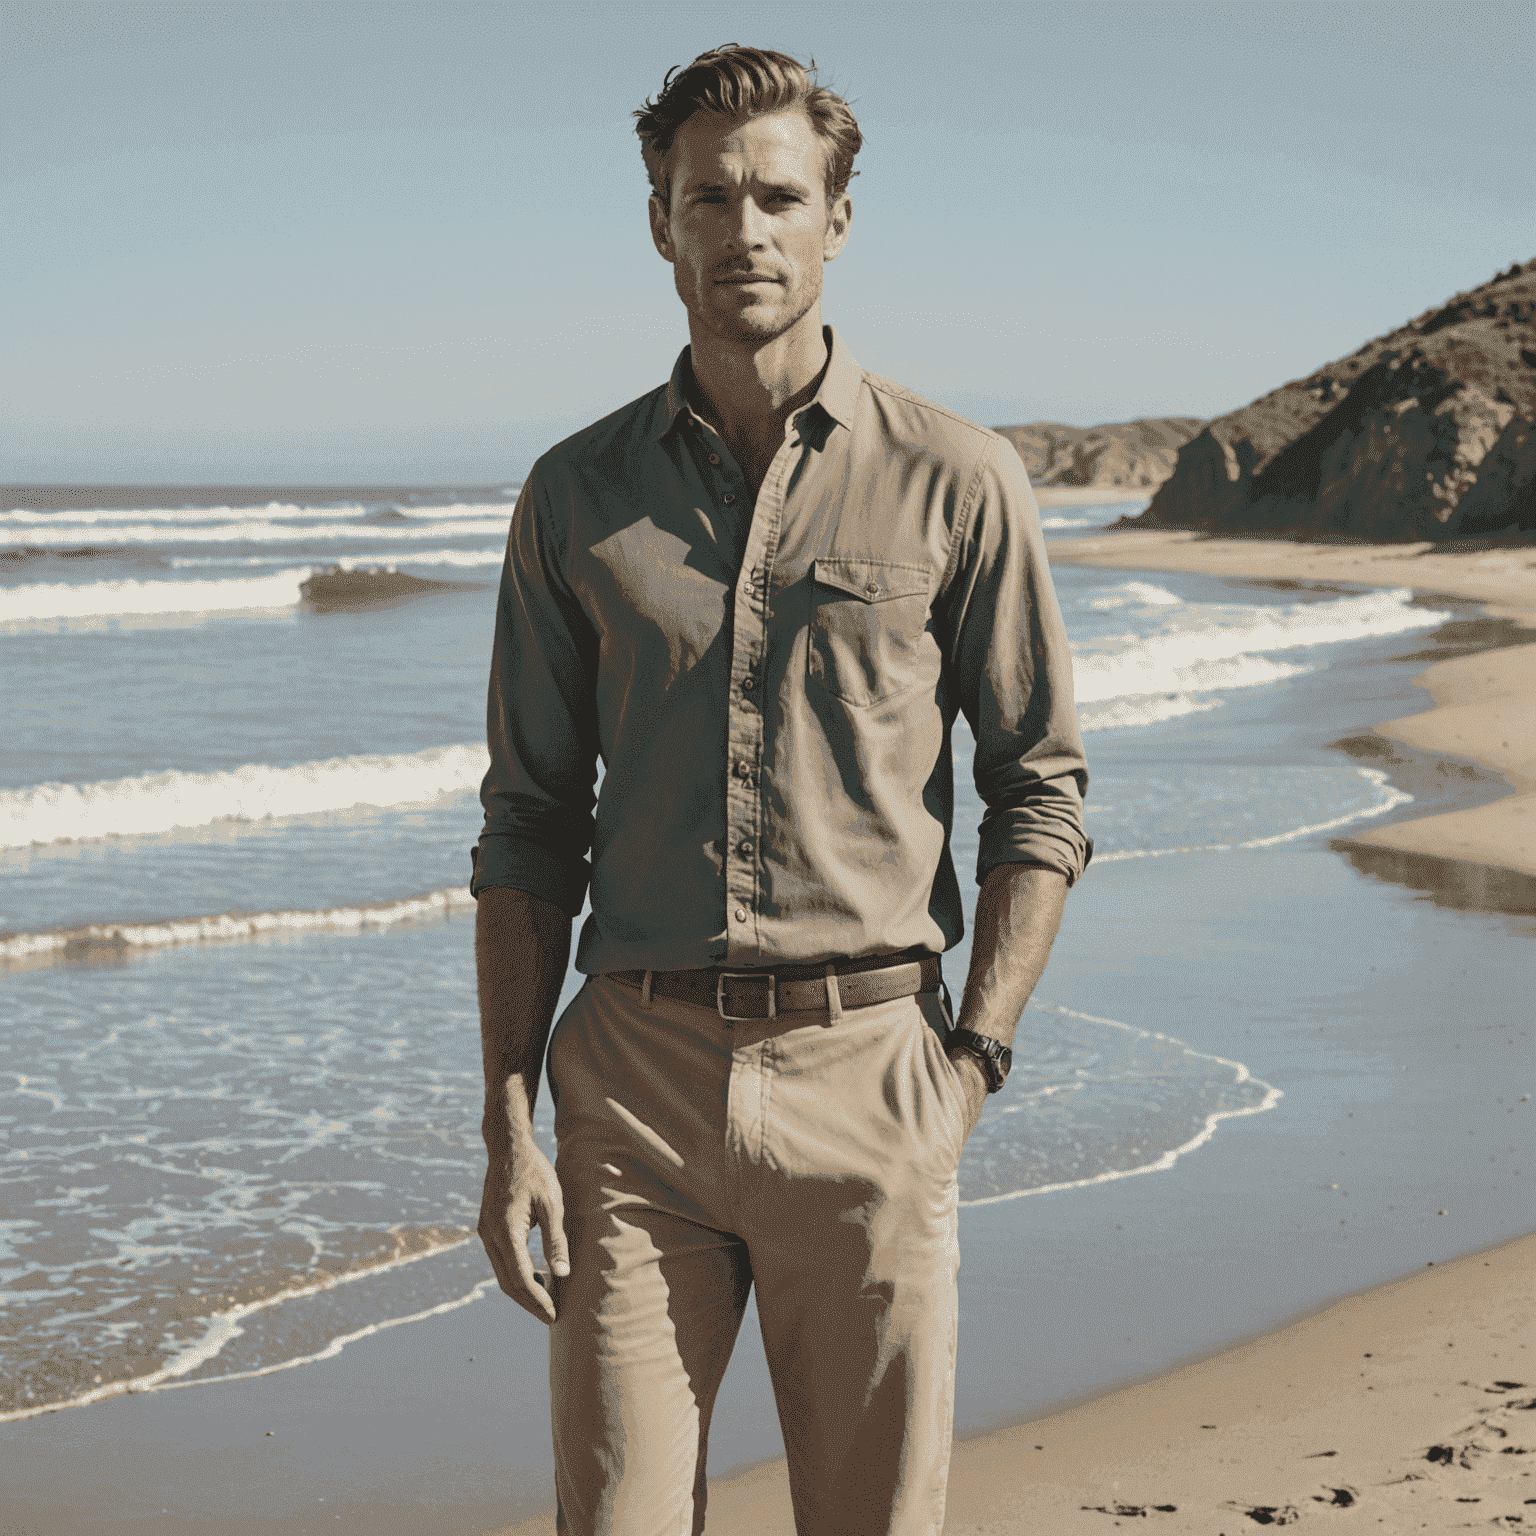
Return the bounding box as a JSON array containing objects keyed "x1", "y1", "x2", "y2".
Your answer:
[
  {"x1": 708, "y1": 453, "x2": 720, "y2": 465},
  {"x1": 865, "y1": 582, "x2": 881, "y2": 597},
  {"x1": 734, "y1": 907, "x2": 748, "y2": 923},
  {"x1": 740, "y1": 675, "x2": 754, "y2": 691},
  {"x1": 722, "y1": 492, "x2": 736, "y2": 505},
  {"x1": 738, "y1": 839, "x2": 754, "y2": 856}
]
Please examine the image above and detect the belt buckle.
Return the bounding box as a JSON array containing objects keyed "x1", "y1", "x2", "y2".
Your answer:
[{"x1": 716, "y1": 971, "x2": 775, "y2": 1022}]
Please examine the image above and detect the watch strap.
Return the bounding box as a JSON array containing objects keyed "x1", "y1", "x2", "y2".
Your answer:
[{"x1": 948, "y1": 1028, "x2": 1012, "y2": 1093}]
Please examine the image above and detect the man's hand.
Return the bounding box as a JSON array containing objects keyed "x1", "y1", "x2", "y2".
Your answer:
[
  {"x1": 475, "y1": 885, "x2": 574, "y2": 1326},
  {"x1": 945, "y1": 1046, "x2": 991, "y2": 1144},
  {"x1": 478, "y1": 1132, "x2": 569, "y2": 1324}
]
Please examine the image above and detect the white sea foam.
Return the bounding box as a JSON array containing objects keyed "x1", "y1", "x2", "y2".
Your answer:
[
  {"x1": 1088, "y1": 580, "x2": 1183, "y2": 609},
  {"x1": 1091, "y1": 767, "x2": 1411, "y2": 863},
  {"x1": 1237, "y1": 767, "x2": 1412, "y2": 845},
  {"x1": 1075, "y1": 651, "x2": 1316, "y2": 703},
  {"x1": 958, "y1": 999, "x2": 1282, "y2": 1208},
  {"x1": 1, "y1": 518, "x2": 507, "y2": 546},
  {"x1": 364, "y1": 548, "x2": 507, "y2": 568},
  {"x1": 1, "y1": 744, "x2": 489, "y2": 848},
  {"x1": 0, "y1": 1236, "x2": 485, "y2": 1423},
  {"x1": 0, "y1": 886, "x2": 478, "y2": 966},
  {"x1": 167, "y1": 548, "x2": 507, "y2": 571},
  {"x1": 0, "y1": 501, "x2": 515, "y2": 527},
  {"x1": 1071, "y1": 587, "x2": 1447, "y2": 703},
  {"x1": 1077, "y1": 693, "x2": 1226, "y2": 732},
  {"x1": 0, "y1": 571, "x2": 312, "y2": 624},
  {"x1": 1040, "y1": 515, "x2": 1096, "y2": 530}
]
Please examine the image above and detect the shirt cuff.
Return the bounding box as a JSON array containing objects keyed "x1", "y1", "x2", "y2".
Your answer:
[
  {"x1": 469, "y1": 836, "x2": 590, "y2": 917},
  {"x1": 976, "y1": 816, "x2": 1094, "y2": 888}
]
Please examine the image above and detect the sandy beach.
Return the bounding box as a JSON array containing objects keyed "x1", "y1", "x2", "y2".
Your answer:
[{"x1": 1049, "y1": 529, "x2": 1536, "y2": 888}]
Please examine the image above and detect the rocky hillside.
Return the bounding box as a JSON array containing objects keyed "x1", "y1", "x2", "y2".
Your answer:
[
  {"x1": 995, "y1": 417, "x2": 1205, "y2": 490},
  {"x1": 1127, "y1": 261, "x2": 1536, "y2": 541}
]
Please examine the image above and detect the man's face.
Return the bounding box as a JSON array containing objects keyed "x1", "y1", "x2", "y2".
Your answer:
[{"x1": 649, "y1": 107, "x2": 852, "y2": 348}]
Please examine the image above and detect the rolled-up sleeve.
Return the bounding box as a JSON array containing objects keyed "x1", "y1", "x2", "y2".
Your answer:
[
  {"x1": 938, "y1": 441, "x2": 1092, "y2": 886},
  {"x1": 470, "y1": 473, "x2": 599, "y2": 916}
]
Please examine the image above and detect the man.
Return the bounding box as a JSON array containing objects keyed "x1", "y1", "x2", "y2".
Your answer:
[{"x1": 473, "y1": 45, "x2": 1090, "y2": 1536}]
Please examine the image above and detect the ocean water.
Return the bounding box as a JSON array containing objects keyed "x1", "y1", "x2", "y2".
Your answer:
[{"x1": 0, "y1": 487, "x2": 1476, "y2": 1421}]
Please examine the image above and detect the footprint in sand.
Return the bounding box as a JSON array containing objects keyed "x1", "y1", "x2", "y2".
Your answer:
[
  {"x1": 1221, "y1": 1503, "x2": 1302, "y2": 1526},
  {"x1": 1310, "y1": 1486, "x2": 1358, "y2": 1507}
]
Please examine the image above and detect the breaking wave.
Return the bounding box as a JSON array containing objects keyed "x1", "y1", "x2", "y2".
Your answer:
[
  {"x1": 1, "y1": 518, "x2": 508, "y2": 546},
  {"x1": 0, "y1": 501, "x2": 514, "y2": 527},
  {"x1": 2, "y1": 743, "x2": 489, "y2": 848},
  {"x1": 0, "y1": 571, "x2": 311, "y2": 624},
  {"x1": 1071, "y1": 586, "x2": 1448, "y2": 704},
  {"x1": 0, "y1": 886, "x2": 476, "y2": 966}
]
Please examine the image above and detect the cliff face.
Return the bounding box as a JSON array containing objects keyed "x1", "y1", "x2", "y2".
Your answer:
[
  {"x1": 994, "y1": 417, "x2": 1205, "y2": 490},
  {"x1": 1131, "y1": 262, "x2": 1536, "y2": 541}
]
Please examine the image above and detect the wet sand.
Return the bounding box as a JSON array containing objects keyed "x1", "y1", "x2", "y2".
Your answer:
[{"x1": 1048, "y1": 529, "x2": 1536, "y2": 890}]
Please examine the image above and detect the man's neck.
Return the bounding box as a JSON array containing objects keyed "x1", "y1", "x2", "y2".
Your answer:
[{"x1": 685, "y1": 309, "x2": 829, "y2": 489}]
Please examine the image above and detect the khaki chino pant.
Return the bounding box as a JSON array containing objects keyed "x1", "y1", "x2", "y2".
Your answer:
[{"x1": 546, "y1": 974, "x2": 967, "y2": 1536}]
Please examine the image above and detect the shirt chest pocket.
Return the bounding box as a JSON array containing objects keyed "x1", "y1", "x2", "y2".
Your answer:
[{"x1": 806, "y1": 558, "x2": 936, "y2": 708}]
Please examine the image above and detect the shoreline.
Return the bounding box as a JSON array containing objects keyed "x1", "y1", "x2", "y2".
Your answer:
[{"x1": 1048, "y1": 528, "x2": 1536, "y2": 890}]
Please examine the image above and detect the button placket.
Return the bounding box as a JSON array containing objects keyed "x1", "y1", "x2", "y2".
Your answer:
[{"x1": 722, "y1": 429, "x2": 798, "y2": 959}]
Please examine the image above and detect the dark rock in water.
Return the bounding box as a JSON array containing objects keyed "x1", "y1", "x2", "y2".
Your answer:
[
  {"x1": 298, "y1": 565, "x2": 483, "y2": 611},
  {"x1": 2, "y1": 546, "x2": 142, "y2": 563},
  {"x1": 1125, "y1": 260, "x2": 1536, "y2": 541},
  {"x1": 364, "y1": 507, "x2": 412, "y2": 523},
  {"x1": 62, "y1": 929, "x2": 130, "y2": 961}
]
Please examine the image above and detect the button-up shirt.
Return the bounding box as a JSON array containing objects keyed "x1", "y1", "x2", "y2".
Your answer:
[{"x1": 472, "y1": 326, "x2": 1090, "y2": 975}]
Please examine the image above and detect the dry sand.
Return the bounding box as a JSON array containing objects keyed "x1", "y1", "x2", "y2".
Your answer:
[
  {"x1": 487, "y1": 1232, "x2": 1535, "y2": 1534},
  {"x1": 1047, "y1": 530, "x2": 1536, "y2": 885}
]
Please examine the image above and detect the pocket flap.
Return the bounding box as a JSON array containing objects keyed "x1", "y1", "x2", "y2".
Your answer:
[{"x1": 812, "y1": 558, "x2": 930, "y2": 603}]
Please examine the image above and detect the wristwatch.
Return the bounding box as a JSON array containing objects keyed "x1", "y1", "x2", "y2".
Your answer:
[{"x1": 947, "y1": 1029, "x2": 1013, "y2": 1093}]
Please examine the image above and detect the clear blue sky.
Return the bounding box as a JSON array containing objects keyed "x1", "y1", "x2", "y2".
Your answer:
[{"x1": 4, "y1": 0, "x2": 1532, "y2": 484}]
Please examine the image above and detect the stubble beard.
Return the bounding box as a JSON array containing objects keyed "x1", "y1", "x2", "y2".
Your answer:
[{"x1": 681, "y1": 265, "x2": 822, "y2": 351}]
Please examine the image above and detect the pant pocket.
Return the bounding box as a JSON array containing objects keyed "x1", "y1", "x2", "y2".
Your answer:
[
  {"x1": 916, "y1": 1007, "x2": 969, "y2": 1164},
  {"x1": 543, "y1": 979, "x2": 591, "y2": 1120}
]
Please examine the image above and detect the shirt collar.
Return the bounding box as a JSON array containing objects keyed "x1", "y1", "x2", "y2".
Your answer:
[
  {"x1": 811, "y1": 325, "x2": 860, "y2": 431},
  {"x1": 657, "y1": 324, "x2": 861, "y2": 441}
]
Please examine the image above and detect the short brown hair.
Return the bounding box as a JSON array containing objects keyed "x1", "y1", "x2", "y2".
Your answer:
[{"x1": 634, "y1": 45, "x2": 863, "y2": 209}]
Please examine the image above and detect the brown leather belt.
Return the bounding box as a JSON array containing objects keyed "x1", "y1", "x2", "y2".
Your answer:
[{"x1": 608, "y1": 951, "x2": 941, "y2": 1022}]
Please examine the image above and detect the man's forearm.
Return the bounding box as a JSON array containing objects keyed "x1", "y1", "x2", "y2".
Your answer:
[
  {"x1": 476, "y1": 885, "x2": 573, "y2": 1148},
  {"x1": 954, "y1": 864, "x2": 1068, "y2": 1048},
  {"x1": 946, "y1": 865, "x2": 1068, "y2": 1134}
]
